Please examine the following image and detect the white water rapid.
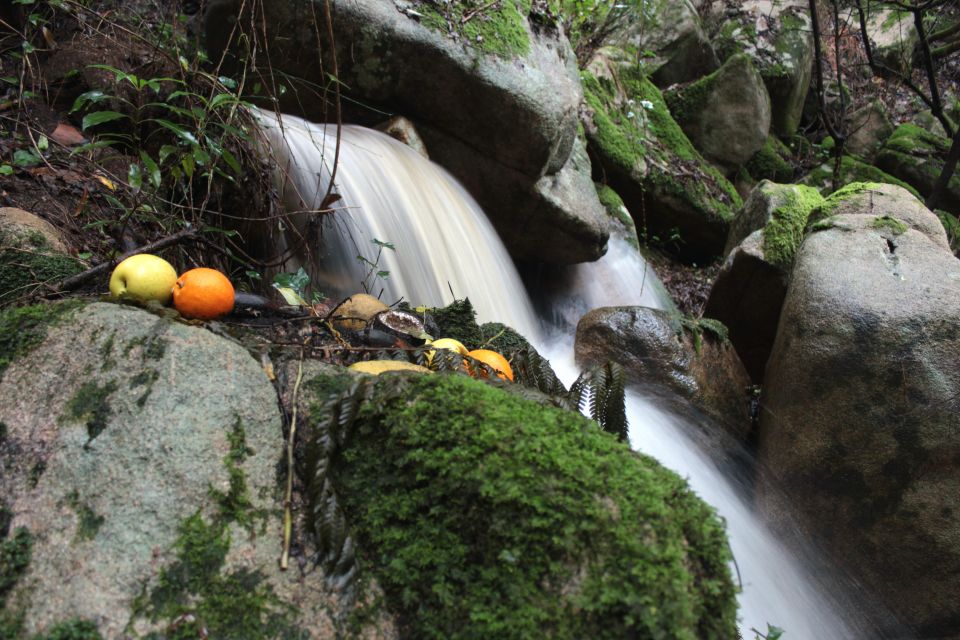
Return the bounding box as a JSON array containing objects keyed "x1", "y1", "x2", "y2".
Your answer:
[{"x1": 260, "y1": 112, "x2": 872, "y2": 639}]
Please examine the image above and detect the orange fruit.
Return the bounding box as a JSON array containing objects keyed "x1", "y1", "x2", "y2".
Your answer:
[
  {"x1": 172, "y1": 267, "x2": 235, "y2": 320},
  {"x1": 465, "y1": 349, "x2": 514, "y2": 382}
]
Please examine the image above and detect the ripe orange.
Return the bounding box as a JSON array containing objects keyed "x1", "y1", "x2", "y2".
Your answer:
[
  {"x1": 465, "y1": 349, "x2": 514, "y2": 382},
  {"x1": 172, "y1": 267, "x2": 235, "y2": 320}
]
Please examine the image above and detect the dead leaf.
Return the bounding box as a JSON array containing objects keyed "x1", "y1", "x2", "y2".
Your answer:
[
  {"x1": 50, "y1": 123, "x2": 86, "y2": 147},
  {"x1": 96, "y1": 175, "x2": 116, "y2": 191}
]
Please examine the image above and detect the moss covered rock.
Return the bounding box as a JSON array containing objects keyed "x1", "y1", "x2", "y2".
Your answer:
[
  {"x1": 665, "y1": 53, "x2": 771, "y2": 172},
  {"x1": 581, "y1": 51, "x2": 742, "y2": 262},
  {"x1": 876, "y1": 123, "x2": 960, "y2": 213},
  {"x1": 744, "y1": 135, "x2": 795, "y2": 184},
  {"x1": 802, "y1": 154, "x2": 920, "y2": 199},
  {"x1": 0, "y1": 303, "x2": 384, "y2": 638},
  {"x1": 320, "y1": 372, "x2": 737, "y2": 639},
  {"x1": 0, "y1": 208, "x2": 83, "y2": 306}
]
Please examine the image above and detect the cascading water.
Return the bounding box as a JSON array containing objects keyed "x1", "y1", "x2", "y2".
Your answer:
[{"x1": 259, "y1": 111, "x2": 872, "y2": 638}]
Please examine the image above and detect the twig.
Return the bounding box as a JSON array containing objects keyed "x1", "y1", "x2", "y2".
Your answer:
[
  {"x1": 461, "y1": 1, "x2": 499, "y2": 25},
  {"x1": 48, "y1": 228, "x2": 198, "y2": 293},
  {"x1": 280, "y1": 349, "x2": 305, "y2": 571}
]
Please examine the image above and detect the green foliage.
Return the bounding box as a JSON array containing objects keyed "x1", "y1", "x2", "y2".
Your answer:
[
  {"x1": 357, "y1": 238, "x2": 394, "y2": 296},
  {"x1": 936, "y1": 210, "x2": 960, "y2": 255},
  {"x1": 676, "y1": 315, "x2": 730, "y2": 355},
  {"x1": 804, "y1": 155, "x2": 920, "y2": 198},
  {"x1": 307, "y1": 373, "x2": 736, "y2": 639},
  {"x1": 271, "y1": 266, "x2": 322, "y2": 306},
  {"x1": 569, "y1": 361, "x2": 628, "y2": 441},
  {"x1": 0, "y1": 301, "x2": 83, "y2": 378}
]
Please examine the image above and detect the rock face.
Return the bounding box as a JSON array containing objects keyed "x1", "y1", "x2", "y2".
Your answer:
[
  {"x1": 725, "y1": 180, "x2": 825, "y2": 262},
  {"x1": 758, "y1": 184, "x2": 960, "y2": 637},
  {"x1": 666, "y1": 53, "x2": 771, "y2": 173},
  {"x1": 575, "y1": 306, "x2": 751, "y2": 443},
  {"x1": 206, "y1": 0, "x2": 609, "y2": 264},
  {"x1": 846, "y1": 100, "x2": 894, "y2": 160},
  {"x1": 0, "y1": 303, "x2": 390, "y2": 638},
  {"x1": 876, "y1": 123, "x2": 960, "y2": 213},
  {"x1": 708, "y1": 0, "x2": 814, "y2": 136},
  {"x1": 0, "y1": 207, "x2": 82, "y2": 305},
  {"x1": 865, "y1": 7, "x2": 918, "y2": 74},
  {"x1": 300, "y1": 370, "x2": 738, "y2": 639},
  {"x1": 581, "y1": 50, "x2": 742, "y2": 262},
  {"x1": 705, "y1": 231, "x2": 788, "y2": 383}
]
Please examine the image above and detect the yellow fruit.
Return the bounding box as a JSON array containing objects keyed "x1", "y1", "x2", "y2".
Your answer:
[
  {"x1": 466, "y1": 349, "x2": 514, "y2": 382},
  {"x1": 425, "y1": 338, "x2": 469, "y2": 366},
  {"x1": 348, "y1": 360, "x2": 433, "y2": 375},
  {"x1": 109, "y1": 254, "x2": 178, "y2": 304}
]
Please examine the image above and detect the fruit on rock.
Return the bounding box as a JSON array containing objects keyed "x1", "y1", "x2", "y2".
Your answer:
[
  {"x1": 349, "y1": 360, "x2": 433, "y2": 375},
  {"x1": 109, "y1": 254, "x2": 178, "y2": 304},
  {"x1": 466, "y1": 349, "x2": 514, "y2": 382},
  {"x1": 172, "y1": 267, "x2": 235, "y2": 320},
  {"x1": 425, "y1": 337, "x2": 469, "y2": 366}
]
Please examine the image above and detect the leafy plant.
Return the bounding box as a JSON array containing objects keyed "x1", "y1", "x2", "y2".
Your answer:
[
  {"x1": 356, "y1": 238, "x2": 394, "y2": 296},
  {"x1": 272, "y1": 267, "x2": 322, "y2": 306},
  {"x1": 569, "y1": 361, "x2": 628, "y2": 441},
  {"x1": 675, "y1": 315, "x2": 729, "y2": 355},
  {"x1": 753, "y1": 623, "x2": 785, "y2": 639}
]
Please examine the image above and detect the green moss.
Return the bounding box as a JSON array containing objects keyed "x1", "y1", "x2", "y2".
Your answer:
[
  {"x1": 581, "y1": 71, "x2": 646, "y2": 176},
  {"x1": 416, "y1": 0, "x2": 532, "y2": 58},
  {"x1": 805, "y1": 156, "x2": 920, "y2": 197},
  {"x1": 745, "y1": 136, "x2": 795, "y2": 183},
  {"x1": 34, "y1": 619, "x2": 102, "y2": 639},
  {"x1": 478, "y1": 322, "x2": 532, "y2": 355},
  {"x1": 0, "y1": 528, "x2": 32, "y2": 607},
  {"x1": 0, "y1": 300, "x2": 83, "y2": 378},
  {"x1": 209, "y1": 418, "x2": 256, "y2": 528},
  {"x1": 428, "y1": 298, "x2": 484, "y2": 348},
  {"x1": 63, "y1": 491, "x2": 104, "y2": 543},
  {"x1": 883, "y1": 123, "x2": 949, "y2": 156},
  {"x1": 762, "y1": 185, "x2": 825, "y2": 267},
  {"x1": 0, "y1": 229, "x2": 83, "y2": 307},
  {"x1": 135, "y1": 512, "x2": 299, "y2": 639},
  {"x1": 27, "y1": 462, "x2": 46, "y2": 489},
  {"x1": 330, "y1": 374, "x2": 737, "y2": 639},
  {"x1": 872, "y1": 215, "x2": 908, "y2": 235},
  {"x1": 130, "y1": 369, "x2": 160, "y2": 408},
  {"x1": 63, "y1": 381, "x2": 118, "y2": 446},
  {"x1": 665, "y1": 55, "x2": 756, "y2": 127}
]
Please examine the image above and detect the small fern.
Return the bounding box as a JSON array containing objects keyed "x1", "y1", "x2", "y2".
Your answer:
[
  {"x1": 676, "y1": 315, "x2": 730, "y2": 354},
  {"x1": 568, "y1": 362, "x2": 628, "y2": 442}
]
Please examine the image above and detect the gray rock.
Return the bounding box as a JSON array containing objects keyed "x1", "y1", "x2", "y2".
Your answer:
[
  {"x1": 876, "y1": 123, "x2": 960, "y2": 213},
  {"x1": 758, "y1": 184, "x2": 960, "y2": 635},
  {"x1": 708, "y1": 0, "x2": 814, "y2": 136},
  {"x1": 667, "y1": 53, "x2": 771, "y2": 173},
  {"x1": 725, "y1": 180, "x2": 825, "y2": 260},
  {"x1": 0, "y1": 208, "x2": 82, "y2": 305},
  {"x1": 575, "y1": 306, "x2": 751, "y2": 443},
  {"x1": 865, "y1": 7, "x2": 918, "y2": 74},
  {"x1": 705, "y1": 231, "x2": 788, "y2": 382},
  {"x1": 846, "y1": 100, "x2": 894, "y2": 160},
  {"x1": 0, "y1": 303, "x2": 391, "y2": 638}
]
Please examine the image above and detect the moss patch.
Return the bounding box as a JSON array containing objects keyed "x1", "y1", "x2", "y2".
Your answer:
[
  {"x1": 0, "y1": 527, "x2": 32, "y2": 623},
  {"x1": 0, "y1": 300, "x2": 84, "y2": 379},
  {"x1": 762, "y1": 184, "x2": 825, "y2": 267},
  {"x1": 329, "y1": 374, "x2": 737, "y2": 639},
  {"x1": 804, "y1": 155, "x2": 919, "y2": 197},
  {"x1": 34, "y1": 619, "x2": 103, "y2": 639},
  {"x1": 0, "y1": 229, "x2": 83, "y2": 307},
  {"x1": 209, "y1": 418, "x2": 256, "y2": 529},
  {"x1": 63, "y1": 491, "x2": 105, "y2": 543},
  {"x1": 872, "y1": 215, "x2": 908, "y2": 235},
  {"x1": 428, "y1": 298, "x2": 484, "y2": 348},
  {"x1": 63, "y1": 381, "x2": 118, "y2": 447},
  {"x1": 745, "y1": 136, "x2": 795, "y2": 183},
  {"x1": 414, "y1": 0, "x2": 532, "y2": 58}
]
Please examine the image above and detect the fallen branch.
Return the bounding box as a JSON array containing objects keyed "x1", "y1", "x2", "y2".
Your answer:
[
  {"x1": 48, "y1": 228, "x2": 198, "y2": 294},
  {"x1": 280, "y1": 350, "x2": 305, "y2": 571}
]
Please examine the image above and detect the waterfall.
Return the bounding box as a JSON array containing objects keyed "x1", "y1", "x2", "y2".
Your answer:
[{"x1": 259, "y1": 111, "x2": 874, "y2": 638}]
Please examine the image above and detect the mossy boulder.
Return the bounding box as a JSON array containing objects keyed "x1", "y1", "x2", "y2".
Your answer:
[
  {"x1": 665, "y1": 53, "x2": 771, "y2": 172},
  {"x1": 596, "y1": 183, "x2": 640, "y2": 248},
  {"x1": 846, "y1": 100, "x2": 894, "y2": 160},
  {"x1": 308, "y1": 371, "x2": 737, "y2": 639},
  {"x1": 743, "y1": 135, "x2": 795, "y2": 184},
  {"x1": 876, "y1": 123, "x2": 960, "y2": 213},
  {"x1": 0, "y1": 208, "x2": 83, "y2": 306},
  {"x1": 864, "y1": 7, "x2": 918, "y2": 74},
  {"x1": 0, "y1": 303, "x2": 385, "y2": 638},
  {"x1": 802, "y1": 153, "x2": 920, "y2": 199},
  {"x1": 759, "y1": 183, "x2": 960, "y2": 635},
  {"x1": 708, "y1": 0, "x2": 814, "y2": 136},
  {"x1": 581, "y1": 50, "x2": 742, "y2": 262},
  {"x1": 727, "y1": 181, "x2": 826, "y2": 266}
]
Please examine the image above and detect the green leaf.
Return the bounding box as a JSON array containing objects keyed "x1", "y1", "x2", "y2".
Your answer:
[
  {"x1": 192, "y1": 147, "x2": 210, "y2": 166},
  {"x1": 158, "y1": 144, "x2": 179, "y2": 165},
  {"x1": 127, "y1": 163, "x2": 142, "y2": 191},
  {"x1": 154, "y1": 118, "x2": 198, "y2": 145},
  {"x1": 21, "y1": 41, "x2": 35, "y2": 54},
  {"x1": 139, "y1": 150, "x2": 161, "y2": 189},
  {"x1": 244, "y1": 270, "x2": 261, "y2": 280},
  {"x1": 12, "y1": 0, "x2": 37, "y2": 5},
  {"x1": 372, "y1": 238, "x2": 395, "y2": 250},
  {"x1": 71, "y1": 90, "x2": 107, "y2": 112},
  {"x1": 13, "y1": 149, "x2": 41, "y2": 167},
  {"x1": 81, "y1": 111, "x2": 128, "y2": 131},
  {"x1": 0, "y1": 164, "x2": 13, "y2": 175},
  {"x1": 218, "y1": 76, "x2": 238, "y2": 89},
  {"x1": 208, "y1": 93, "x2": 237, "y2": 110},
  {"x1": 273, "y1": 267, "x2": 311, "y2": 294},
  {"x1": 220, "y1": 148, "x2": 241, "y2": 174},
  {"x1": 273, "y1": 286, "x2": 309, "y2": 307},
  {"x1": 37, "y1": 135, "x2": 48, "y2": 151},
  {"x1": 181, "y1": 153, "x2": 195, "y2": 178}
]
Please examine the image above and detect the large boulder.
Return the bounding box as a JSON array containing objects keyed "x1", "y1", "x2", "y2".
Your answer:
[
  {"x1": 802, "y1": 153, "x2": 921, "y2": 198},
  {"x1": 707, "y1": 0, "x2": 814, "y2": 136},
  {"x1": 758, "y1": 183, "x2": 960, "y2": 637},
  {"x1": 876, "y1": 123, "x2": 960, "y2": 213},
  {"x1": 296, "y1": 369, "x2": 738, "y2": 639},
  {"x1": 0, "y1": 208, "x2": 82, "y2": 306},
  {"x1": 575, "y1": 306, "x2": 751, "y2": 443},
  {"x1": 725, "y1": 181, "x2": 825, "y2": 262},
  {"x1": 581, "y1": 50, "x2": 742, "y2": 263},
  {"x1": 0, "y1": 303, "x2": 390, "y2": 638},
  {"x1": 206, "y1": 0, "x2": 608, "y2": 264},
  {"x1": 864, "y1": 6, "x2": 918, "y2": 74},
  {"x1": 846, "y1": 100, "x2": 895, "y2": 160},
  {"x1": 666, "y1": 53, "x2": 771, "y2": 173}
]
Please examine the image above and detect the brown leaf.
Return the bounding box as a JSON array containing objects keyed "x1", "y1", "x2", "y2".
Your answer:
[{"x1": 50, "y1": 123, "x2": 86, "y2": 147}]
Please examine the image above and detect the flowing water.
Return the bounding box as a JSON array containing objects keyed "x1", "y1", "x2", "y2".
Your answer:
[{"x1": 259, "y1": 111, "x2": 872, "y2": 638}]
